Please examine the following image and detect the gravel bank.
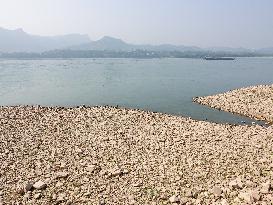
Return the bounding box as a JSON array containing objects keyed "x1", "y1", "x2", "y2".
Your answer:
[
  {"x1": 194, "y1": 84, "x2": 273, "y2": 124},
  {"x1": 1, "y1": 106, "x2": 273, "y2": 204}
]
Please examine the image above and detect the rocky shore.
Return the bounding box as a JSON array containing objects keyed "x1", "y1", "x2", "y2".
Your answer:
[
  {"x1": 1, "y1": 106, "x2": 273, "y2": 204},
  {"x1": 194, "y1": 84, "x2": 273, "y2": 124}
]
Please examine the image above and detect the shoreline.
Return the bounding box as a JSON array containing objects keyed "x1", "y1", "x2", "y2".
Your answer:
[
  {"x1": 1, "y1": 105, "x2": 273, "y2": 204},
  {"x1": 192, "y1": 100, "x2": 269, "y2": 126},
  {"x1": 0, "y1": 103, "x2": 265, "y2": 127},
  {"x1": 194, "y1": 84, "x2": 273, "y2": 125}
]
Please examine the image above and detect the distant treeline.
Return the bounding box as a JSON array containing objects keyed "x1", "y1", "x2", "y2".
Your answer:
[{"x1": 0, "y1": 49, "x2": 270, "y2": 59}]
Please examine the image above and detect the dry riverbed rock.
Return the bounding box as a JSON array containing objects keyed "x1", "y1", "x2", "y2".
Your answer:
[
  {"x1": 55, "y1": 171, "x2": 69, "y2": 179},
  {"x1": 169, "y1": 195, "x2": 180, "y2": 203},
  {"x1": 194, "y1": 84, "x2": 273, "y2": 123},
  {"x1": 1, "y1": 105, "x2": 273, "y2": 204},
  {"x1": 33, "y1": 180, "x2": 47, "y2": 190},
  {"x1": 260, "y1": 181, "x2": 271, "y2": 194},
  {"x1": 211, "y1": 186, "x2": 222, "y2": 197}
]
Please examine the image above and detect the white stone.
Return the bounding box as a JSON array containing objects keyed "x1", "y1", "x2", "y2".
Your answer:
[
  {"x1": 211, "y1": 186, "x2": 222, "y2": 197},
  {"x1": 122, "y1": 169, "x2": 129, "y2": 174},
  {"x1": 111, "y1": 169, "x2": 122, "y2": 177},
  {"x1": 169, "y1": 195, "x2": 180, "y2": 203},
  {"x1": 33, "y1": 180, "x2": 47, "y2": 190},
  {"x1": 260, "y1": 181, "x2": 271, "y2": 194},
  {"x1": 34, "y1": 193, "x2": 41, "y2": 199},
  {"x1": 245, "y1": 180, "x2": 255, "y2": 188},
  {"x1": 180, "y1": 197, "x2": 189, "y2": 204},
  {"x1": 56, "y1": 181, "x2": 63, "y2": 187},
  {"x1": 250, "y1": 190, "x2": 260, "y2": 202},
  {"x1": 56, "y1": 172, "x2": 69, "y2": 178},
  {"x1": 76, "y1": 148, "x2": 83, "y2": 153},
  {"x1": 86, "y1": 165, "x2": 96, "y2": 172},
  {"x1": 57, "y1": 193, "x2": 66, "y2": 202},
  {"x1": 220, "y1": 199, "x2": 229, "y2": 205},
  {"x1": 238, "y1": 192, "x2": 251, "y2": 203}
]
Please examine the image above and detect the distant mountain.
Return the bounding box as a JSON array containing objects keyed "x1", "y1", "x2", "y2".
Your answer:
[
  {"x1": 68, "y1": 36, "x2": 201, "y2": 52},
  {"x1": 0, "y1": 27, "x2": 91, "y2": 52},
  {"x1": 0, "y1": 27, "x2": 272, "y2": 56},
  {"x1": 0, "y1": 28, "x2": 202, "y2": 53},
  {"x1": 69, "y1": 36, "x2": 132, "y2": 51}
]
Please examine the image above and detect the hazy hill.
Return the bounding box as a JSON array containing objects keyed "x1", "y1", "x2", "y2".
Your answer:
[
  {"x1": 0, "y1": 27, "x2": 91, "y2": 52},
  {"x1": 68, "y1": 36, "x2": 201, "y2": 52},
  {"x1": 69, "y1": 36, "x2": 132, "y2": 51},
  {"x1": 0, "y1": 27, "x2": 272, "y2": 56}
]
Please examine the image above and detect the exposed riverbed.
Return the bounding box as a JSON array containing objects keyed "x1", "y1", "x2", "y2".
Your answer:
[{"x1": 1, "y1": 104, "x2": 273, "y2": 204}]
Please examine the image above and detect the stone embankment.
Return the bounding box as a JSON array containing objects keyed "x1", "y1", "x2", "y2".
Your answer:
[
  {"x1": 194, "y1": 84, "x2": 273, "y2": 124},
  {"x1": 1, "y1": 106, "x2": 273, "y2": 204}
]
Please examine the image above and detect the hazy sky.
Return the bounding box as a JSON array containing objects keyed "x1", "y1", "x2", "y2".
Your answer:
[{"x1": 0, "y1": 0, "x2": 273, "y2": 48}]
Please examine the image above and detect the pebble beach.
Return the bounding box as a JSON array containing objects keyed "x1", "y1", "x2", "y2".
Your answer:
[
  {"x1": 194, "y1": 84, "x2": 273, "y2": 124},
  {"x1": 1, "y1": 85, "x2": 273, "y2": 204}
]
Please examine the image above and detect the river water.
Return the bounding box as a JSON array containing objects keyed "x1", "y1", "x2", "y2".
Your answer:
[{"x1": 0, "y1": 57, "x2": 272, "y2": 125}]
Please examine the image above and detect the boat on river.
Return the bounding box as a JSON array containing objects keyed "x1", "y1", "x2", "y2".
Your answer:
[{"x1": 204, "y1": 57, "x2": 235, "y2": 60}]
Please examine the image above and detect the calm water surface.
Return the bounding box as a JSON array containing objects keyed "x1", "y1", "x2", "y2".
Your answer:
[{"x1": 0, "y1": 57, "x2": 273, "y2": 124}]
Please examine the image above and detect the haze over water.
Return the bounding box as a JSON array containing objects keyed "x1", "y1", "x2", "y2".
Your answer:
[{"x1": 0, "y1": 57, "x2": 273, "y2": 124}]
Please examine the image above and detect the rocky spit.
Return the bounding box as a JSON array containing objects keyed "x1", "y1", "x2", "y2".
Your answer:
[
  {"x1": 194, "y1": 84, "x2": 273, "y2": 124},
  {"x1": 1, "y1": 106, "x2": 273, "y2": 205}
]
